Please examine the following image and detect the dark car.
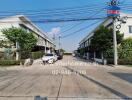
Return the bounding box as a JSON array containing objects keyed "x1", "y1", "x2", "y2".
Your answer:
[
  {"x1": 55, "y1": 50, "x2": 63, "y2": 60},
  {"x1": 57, "y1": 53, "x2": 63, "y2": 60}
]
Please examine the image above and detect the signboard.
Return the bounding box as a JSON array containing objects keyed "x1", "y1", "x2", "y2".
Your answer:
[{"x1": 107, "y1": 5, "x2": 120, "y2": 17}]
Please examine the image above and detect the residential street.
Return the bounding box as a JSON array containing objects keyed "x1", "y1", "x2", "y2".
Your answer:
[{"x1": 0, "y1": 56, "x2": 132, "y2": 100}]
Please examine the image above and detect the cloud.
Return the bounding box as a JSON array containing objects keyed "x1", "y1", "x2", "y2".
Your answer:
[{"x1": 48, "y1": 27, "x2": 61, "y2": 35}]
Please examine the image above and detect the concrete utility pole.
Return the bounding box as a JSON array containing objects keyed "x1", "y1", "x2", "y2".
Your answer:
[
  {"x1": 113, "y1": 18, "x2": 118, "y2": 65},
  {"x1": 107, "y1": 0, "x2": 120, "y2": 65},
  {"x1": 59, "y1": 36, "x2": 61, "y2": 49},
  {"x1": 59, "y1": 35, "x2": 61, "y2": 52}
]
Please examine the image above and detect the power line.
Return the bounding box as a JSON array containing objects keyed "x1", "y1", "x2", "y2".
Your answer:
[
  {"x1": 0, "y1": 6, "x2": 105, "y2": 14},
  {"x1": 0, "y1": 7, "x2": 106, "y2": 18},
  {"x1": 59, "y1": 8, "x2": 105, "y2": 35},
  {"x1": 0, "y1": 3, "x2": 105, "y2": 13},
  {"x1": 0, "y1": 11, "x2": 105, "y2": 20},
  {"x1": 0, "y1": 17, "x2": 106, "y2": 23},
  {"x1": 61, "y1": 20, "x2": 104, "y2": 38}
]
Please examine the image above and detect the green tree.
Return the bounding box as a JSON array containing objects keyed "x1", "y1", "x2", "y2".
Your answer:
[
  {"x1": 60, "y1": 49, "x2": 66, "y2": 53},
  {"x1": 118, "y1": 38, "x2": 132, "y2": 59},
  {"x1": 0, "y1": 40, "x2": 14, "y2": 48},
  {"x1": 2, "y1": 27, "x2": 37, "y2": 59},
  {"x1": 90, "y1": 26, "x2": 123, "y2": 58}
]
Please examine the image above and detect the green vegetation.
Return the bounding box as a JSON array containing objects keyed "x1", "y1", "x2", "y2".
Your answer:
[
  {"x1": 125, "y1": 65, "x2": 132, "y2": 67},
  {"x1": 31, "y1": 51, "x2": 44, "y2": 59},
  {"x1": 90, "y1": 26, "x2": 123, "y2": 55},
  {"x1": 118, "y1": 38, "x2": 132, "y2": 59},
  {"x1": 2, "y1": 27, "x2": 38, "y2": 60},
  {"x1": 106, "y1": 38, "x2": 132, "y2": 65},
  {"x1": 0, "y1": 60, "x2": 20, "y2": 66},
  {"x1": 60, "y1": 49, "x2": 66, "y2": 53},
  {"x1": 64, "y1": 53, "x2": 72, "y2": 55},
  {"x1": 79, "y1": 48, "x2": 85, "y2": 56}
]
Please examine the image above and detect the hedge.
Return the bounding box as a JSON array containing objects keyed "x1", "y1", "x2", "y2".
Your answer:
[
  {"x1": 64, "y1": 53, "x2": 72, "y2": 55},
  {"x1": 0, "y1": 60, "x2": 20, "y2": 66},
  {"x1": 107, "y1": 59, "x2": 132, "y2": 65},
  {"x1": 31, "y1": 51, "x2": 44, "y2": 59}
]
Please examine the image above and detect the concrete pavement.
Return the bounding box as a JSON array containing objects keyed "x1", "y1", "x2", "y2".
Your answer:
[{"x1": 0, "y1": 56, "x2": 132, "y2": 100}]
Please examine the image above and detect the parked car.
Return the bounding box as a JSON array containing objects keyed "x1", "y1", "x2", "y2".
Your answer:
[
  {"x1": 57, "y1": 52, "x2": 63, "y2": 60},
  {"x1": 42, "y1": 53, "x2": 58, "y2": 64},
  {"x1": 55, "y1": 50, "x2": 63, "y2": 60}
]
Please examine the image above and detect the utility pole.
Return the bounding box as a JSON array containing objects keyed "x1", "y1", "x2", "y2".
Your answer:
[
  {"x1": 107, "y1": 0, "x2": 120, "y2": 65},
  {"x1": 59, "y1": 35, "x2": 61, "y2": 52},
  {"x1": 113, "y1": 17, "x2": 118, "y2": 65},
  {"x1": 53, "y1": 33, "x2": 56, "y2": 42}
]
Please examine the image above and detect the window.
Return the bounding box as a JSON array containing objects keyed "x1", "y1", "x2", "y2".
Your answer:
[{"x1": 129, "y1": 26, "x2": 132, "y2": 33}]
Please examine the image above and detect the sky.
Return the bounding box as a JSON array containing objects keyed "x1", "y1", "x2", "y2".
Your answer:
[{"x1": 0, "y1": 0, "x2": 131, "y2": 52}]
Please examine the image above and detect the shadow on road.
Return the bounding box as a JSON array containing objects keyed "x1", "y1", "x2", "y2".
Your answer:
[
  {"x1": 72, "y1": 56, "x2": 94, "y2": 63},
  {"x1": 64, "y1": 66, "x2": 131, "y2": 99},
  {"x1": 109, "y1": 72, "x2": 132, "y2": 84}
]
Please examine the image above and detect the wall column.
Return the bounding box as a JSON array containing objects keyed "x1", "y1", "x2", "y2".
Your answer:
[
  {"x1": 44, "y1": 39, "x2": 47, "y2": 54},
  {"x1": 16, "y1": 42, "x2": 19, "y2": 61}
]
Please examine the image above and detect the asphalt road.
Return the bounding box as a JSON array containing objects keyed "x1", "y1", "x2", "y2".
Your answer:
[{"x1": 0, "y1": 56, "x2": 132, "y2": 100}]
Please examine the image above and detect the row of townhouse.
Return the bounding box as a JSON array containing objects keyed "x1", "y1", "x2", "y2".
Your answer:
[
  {"x1": 0, "y1": 15, "x2": 56, "y2": 59},
  {"x1": 78, "y1": 13, "x2": 132, "y2": 63}
]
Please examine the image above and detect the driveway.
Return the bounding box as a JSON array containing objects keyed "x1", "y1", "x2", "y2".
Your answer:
[{"x1": 0, "y1": 56, "x2": 132, "y2": 100}]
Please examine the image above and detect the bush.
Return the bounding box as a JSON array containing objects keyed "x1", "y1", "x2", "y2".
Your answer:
[
  {"x1": 31, "y1": 51, "x2": 44, "y2": 59},
  {"x1": 0, "y1": 52, "x2": 4, "y2": 60},
  {"x1": 118, "y1": 38, "x2": 132, "y2": 59},
  {"x1": 64, "y1": 53, "x2": 72, "y2": 55},
  {"x1": 21, "y1": 51, "x2": 31, "y2": 59},
  {"x1": 0, "y1": 60, "x2": 20, "y2": 66},
  {"x1": 118, "y1": 59, "x2": 132, "y2": 65},
  {"x1": 107, "y1": 59, "x2": 132, "y2": 65}
]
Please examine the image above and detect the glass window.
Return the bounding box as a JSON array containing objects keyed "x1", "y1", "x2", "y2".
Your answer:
[
  {"x1": 45, "y1": 54, "x2": 53, "y2": 56},
  {"x1": 129, "y1": 26, "x2": 132, "y2": 33}
]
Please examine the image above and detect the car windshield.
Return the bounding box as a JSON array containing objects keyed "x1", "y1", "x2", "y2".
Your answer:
[{"x1": 45, "y1": 54, "x2": 53, "y2": 56}]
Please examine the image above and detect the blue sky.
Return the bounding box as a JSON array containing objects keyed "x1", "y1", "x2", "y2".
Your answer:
[{"x1": 0, "y1": 0, "x2": 131, "y2": 52}]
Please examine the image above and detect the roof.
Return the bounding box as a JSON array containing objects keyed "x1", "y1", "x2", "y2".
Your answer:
[
  {"x1": 0, "y1": 15, "x2": 55, "y2": 45},
  {"x1": 79, "y1": 12, "x2": 132, "y2": 44},
  {"x1": 79, "y1": 18, "x2": 109, "y2": 44}
]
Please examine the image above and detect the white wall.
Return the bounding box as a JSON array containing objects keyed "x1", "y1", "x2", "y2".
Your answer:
[
  {"x1": 0, "y1": 16, "x2": 55, "y2": 49},
  {"x1": 0, "y1": 17, "x2": 20, "y2": 40}
]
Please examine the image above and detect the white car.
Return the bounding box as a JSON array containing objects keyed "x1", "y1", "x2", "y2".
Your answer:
[{"x1": 42, "y1": 53, "x2": 58, "y2": 64}]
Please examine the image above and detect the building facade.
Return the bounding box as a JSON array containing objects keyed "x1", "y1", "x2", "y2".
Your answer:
[
  {"x1": 79, "y1": 13, "x2": 132, "y2": 63},
  {"x1": 0, "y1": 15, "x2": 55, "y2": 53}
]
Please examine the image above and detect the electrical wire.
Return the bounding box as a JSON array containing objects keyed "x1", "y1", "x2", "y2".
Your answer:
[
  {"x1": 0, "y1": 7, "x2": 106, "y2": 18},
  {"x1": 0, "y1": 17, "x2": 106, "y2": 23},
  {"x1": 59, "y1": 8, "x2": 105, "y2": 35},
  {"x1": 0, "y1": 3, "x2": 105, "y2": 13},
  {"x1": 61, "y1": 19, "x2": 104, "y2": 38}
]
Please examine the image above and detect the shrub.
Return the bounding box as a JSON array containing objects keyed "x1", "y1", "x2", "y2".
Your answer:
[
  {"x1": 118, "y1": 38, "x2": 132, "y2": 59},
  {"x1": 118, "y1": 59, "x2": 132, "y2": 65},
  {"x1": 20, "y1": 51, "x2": 31, "y2": 59},
  {"x1": 0, "y1": 52, "x2": 4, "y2": 60},
  {"x1": 0, "y1": 60, "x2": 20, "y2": 66},
  {"x1": 107, "y1": 59, "x2": 132, "y2": 65},
  {"x1": 31, "y1": 51, "x2": 44, "y2": 59},
  {"x1": 64, "y1": 53, "x2": 72, "y2": 55}
]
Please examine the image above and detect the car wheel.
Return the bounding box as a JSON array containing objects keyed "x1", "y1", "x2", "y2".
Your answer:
[{"x1": 48, "y1": 59, "x2": 54, "y2": 64}]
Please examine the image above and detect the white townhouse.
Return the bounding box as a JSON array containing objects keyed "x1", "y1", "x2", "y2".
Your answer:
[
  {"x1": 79, "y1": 13, "x2": 132, "y2": 63},
  {"x1": 0, "y1": 15, "x2": 56, "y2": 55}
]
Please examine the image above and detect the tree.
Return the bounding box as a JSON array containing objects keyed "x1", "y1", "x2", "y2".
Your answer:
[
  {"x1": 118, "y1": 38, "x2": 132, "y2": 59},
  {"x1": 90, "y1": 26, "x2": 123, "y2": 58},
  {"x1": 60, "y1": 49, "x2": 66, "y2": 53},
  {"x1": 0, "y1": 38, "x2": 15, "y2": 48},
  {"x1": 2, "y1": 27, "x2": 37, "y2": 59}
]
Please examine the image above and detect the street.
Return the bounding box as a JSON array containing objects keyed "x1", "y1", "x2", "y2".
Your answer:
[{"x1": 0, "y1": 56, "x2": 132, "y2": 100}]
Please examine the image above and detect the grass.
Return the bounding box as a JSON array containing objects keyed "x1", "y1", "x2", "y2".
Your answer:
[{"x1": 124, "y1": 65, "x2": 132, "y2": 67}]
